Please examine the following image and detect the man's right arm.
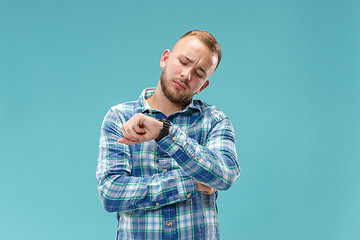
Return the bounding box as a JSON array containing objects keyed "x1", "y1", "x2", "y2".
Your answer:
[{"x1": 96, "y1": 108, "x2": 197, "y2": 213}]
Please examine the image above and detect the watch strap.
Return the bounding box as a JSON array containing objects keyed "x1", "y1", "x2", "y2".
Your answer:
[{"x1": 155, "y1": 119, "x2": 171, "y2": 142}]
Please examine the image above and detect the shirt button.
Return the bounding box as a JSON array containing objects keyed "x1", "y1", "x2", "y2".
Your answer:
[
  {"x1": 172, "y1": 136, "x2": 177, "y2": 141},
  {"x1": 167, "y1": 221, "x2": 172, "y2": 227},
  {"x1": 194, "y1": 157, "x2": 199, "y2": 161},
  {"x1": 156, "y1": 203, "x2": 160, "y2": 206},
  {"x1": 163, "y1": 169, "x2": 168, "y2": 172},
  {"x1": 186, "y1": 193, "x2": 191, "y2": 198}
]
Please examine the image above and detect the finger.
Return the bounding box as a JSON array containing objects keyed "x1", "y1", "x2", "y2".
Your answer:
[
  {"x1": 126, "y1": 120, "x2": 147, "y2": 141},
  {"x1": 129, "y1": 127, "x2": 147, "y2": 142},
  {"x1": 118, "y1": 138, "x2": 143, "y2": 145},
  {"x1": 133, "y1": 124, "x2": 146, "y2": 135},
  {"x1": 122, "y1": 125, "x2": 139, "y2": 142},
  {"x1": 118, "y1": 138, "x2": 132, "y2": 145},
  {"x1": 204, "y1": 187, "x2": 212, "y2": 194},
  {"x1": 202, "y1": 185, "x2": 216, "y2": 195},
  {"x1": 204, "y1": 189, "x2": 215, "y2": 195}
]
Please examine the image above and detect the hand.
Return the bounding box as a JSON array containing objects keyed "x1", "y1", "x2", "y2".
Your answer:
[
  {"x1": 118, "y1": 113, "x2": 163, "y2": 145},
  {"x1": 195, "y1": 180, "x2": 217, "y2": 195}
]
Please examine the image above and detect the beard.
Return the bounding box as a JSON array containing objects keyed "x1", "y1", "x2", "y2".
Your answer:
[{"x1": 160, "y1": 69, "x2": 194, "y2": 105}]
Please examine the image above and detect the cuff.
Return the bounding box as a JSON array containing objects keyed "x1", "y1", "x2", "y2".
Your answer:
[
  {"x1": 156, "y1": 124, "x2": 187, "y2": 156},
  {"x1": 172, "y1": 169, "x2": 197, "y2": 201}
]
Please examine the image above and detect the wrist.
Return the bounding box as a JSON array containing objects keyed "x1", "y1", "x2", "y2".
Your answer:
[{"x1": 155, "y1": 119, "x2": 171, "y2": 142}]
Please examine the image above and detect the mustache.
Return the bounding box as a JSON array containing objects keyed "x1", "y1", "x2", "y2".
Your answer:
[{"x1": 174, "y1": 78, "x2": 189, "y2": 88}]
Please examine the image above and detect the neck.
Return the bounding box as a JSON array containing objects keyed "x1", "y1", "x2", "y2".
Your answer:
[{"x1": 147, "y1": 81, "x2": 187, "y2": 116}]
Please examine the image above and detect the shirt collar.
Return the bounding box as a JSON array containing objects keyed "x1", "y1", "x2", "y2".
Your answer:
[{"x1": 134, "y1": 88, "x2": 203, "y2": 114}]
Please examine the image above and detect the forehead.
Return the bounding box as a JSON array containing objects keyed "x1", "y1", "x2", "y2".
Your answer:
[{"x1": 171, "y1": 36, "x2": 218, "y2": 69}]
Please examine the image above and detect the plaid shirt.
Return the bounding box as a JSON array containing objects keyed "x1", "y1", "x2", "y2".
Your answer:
[{"x1": 97, "y1": 88, "x2": 240, "y2": 240}]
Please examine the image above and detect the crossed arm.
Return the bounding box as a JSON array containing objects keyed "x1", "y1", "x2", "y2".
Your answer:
[
  {"x1": 117, "y1": 113, "x2": 218, "y2": 194},
  {"x1": 96, "y1": 110, "x2": 240, "y2": 212}
]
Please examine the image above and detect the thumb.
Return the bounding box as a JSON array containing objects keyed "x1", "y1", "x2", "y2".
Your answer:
[{"x1": 118, "y1": 138, "x2": 136, "y2": 145}]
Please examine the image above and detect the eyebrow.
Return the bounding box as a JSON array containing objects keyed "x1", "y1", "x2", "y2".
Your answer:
[{"x1": 183, "y1": 56, "x2": 207, "y2": 75}]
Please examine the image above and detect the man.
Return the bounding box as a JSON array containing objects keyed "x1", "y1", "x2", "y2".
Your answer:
[{"x1": 97, "y1": 30, "x2": 240, "y2": 239}]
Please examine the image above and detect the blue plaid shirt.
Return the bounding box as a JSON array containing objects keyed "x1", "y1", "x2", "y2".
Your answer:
[{"x1": 97, "y1": 88, "x2": 240, "y2": 240}]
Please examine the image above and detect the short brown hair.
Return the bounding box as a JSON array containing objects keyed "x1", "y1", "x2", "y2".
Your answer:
[{"x1": 179, "y1": 30, "x2": 222, "y2": 70}]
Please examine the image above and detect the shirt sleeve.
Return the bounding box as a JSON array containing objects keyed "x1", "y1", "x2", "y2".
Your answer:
[
  {"x1": 96, "y1": 108, "x2": 197, "y2": 213},
  {"x1": 156, "y1": 116, "x2": 240, "y2": 191}
]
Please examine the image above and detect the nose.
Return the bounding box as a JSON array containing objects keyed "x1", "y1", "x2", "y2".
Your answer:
[{"x1": 180, "y1": 68, "x2": 192, "y2": 81}]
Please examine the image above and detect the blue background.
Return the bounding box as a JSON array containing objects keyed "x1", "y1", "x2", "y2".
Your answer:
[{"x1": 1, "y1": 0, "x2": 359, "y2": 239}]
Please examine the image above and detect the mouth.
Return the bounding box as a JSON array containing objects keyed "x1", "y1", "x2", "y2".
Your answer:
[{"x1": 173, "y1": 80, "x2": 186, "y2": 90}]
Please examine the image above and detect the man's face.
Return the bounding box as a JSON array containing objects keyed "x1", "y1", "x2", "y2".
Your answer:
[{"x1": 159, "y1": 36, "x2": 218, "y2": 105}]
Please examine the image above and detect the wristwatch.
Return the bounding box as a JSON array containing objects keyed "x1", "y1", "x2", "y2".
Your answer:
[{"x1": 155, "y1": 119, "x2": 171, "y2": 142}]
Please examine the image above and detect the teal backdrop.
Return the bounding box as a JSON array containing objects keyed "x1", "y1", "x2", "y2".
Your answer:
[{"x1": 1, "y1": 0, "x2": 359, "y2": 239}]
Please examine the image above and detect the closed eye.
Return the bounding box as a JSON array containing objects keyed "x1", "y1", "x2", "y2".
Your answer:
[
  {"x1": 179, "y1": 59, "x2": 186, "y2": 65},
  {"x1": 195, "y1": 72, "x2": 202, "y2": 78}
]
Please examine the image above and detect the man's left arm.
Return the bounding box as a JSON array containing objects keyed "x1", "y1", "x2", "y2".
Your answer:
[
  {"x1": 119, "y1": 113, "x2": 240, "y2": 191},
  {"x1": 157, "y1": 116, "x2": 240, "y2": 190}
]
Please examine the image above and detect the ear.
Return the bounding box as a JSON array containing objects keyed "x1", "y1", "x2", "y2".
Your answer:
[
  {"x1": 198, "y1": 80, "x2": 210, "y2": 93},
  {"x1": 160, "y1": 49, "x2": 170, "y2": 69}
]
